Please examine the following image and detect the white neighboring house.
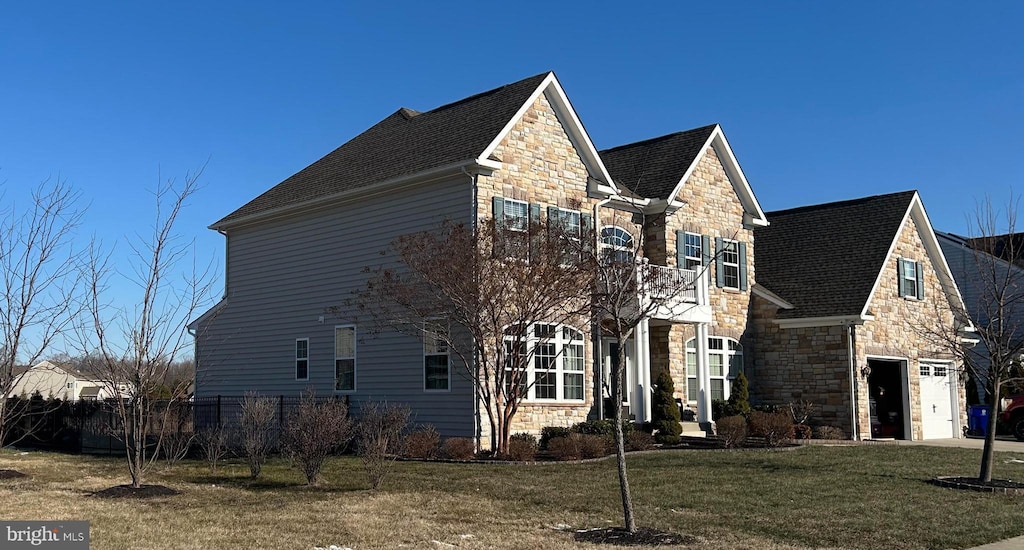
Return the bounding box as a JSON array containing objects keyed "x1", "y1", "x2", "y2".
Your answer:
[{"x1": 8, "y1": 360, "x2": 127, "y2": 401}]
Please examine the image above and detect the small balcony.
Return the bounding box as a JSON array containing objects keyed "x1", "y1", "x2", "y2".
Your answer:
[{"x1": 639, "y1": 263, "x2": 711, "y2": 323}]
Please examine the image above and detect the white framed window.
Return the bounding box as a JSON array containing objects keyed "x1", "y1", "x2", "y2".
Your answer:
[
  {"x1": 601, "y1": 226, "x2": 634, "y2": 264},
  {"x1": 721, "y1": 239, "x2": 740, "y2": 289},
  {"x1": 503, "y1": 323, "x2": 586, "y2": 402},
  {"x1": 683, "y1": 232, "x2": 703, "y2": 270},
  {"x1": 550, "y1": 207, "x2": 582, "y2": 264},
  {"x1": 423, "y1": 320, "x2": 450, "y2": 391},
  {"x1": 502, "y1": 198, "x2": 529, "y2": 232},
  {"x1": 685, "y1": 336, "x2": 743, "y2": 402},
  {"x1": 334, "y1": 326, "x2": 356, "y2": 392},
  {"x1": 295, "y1": 338, "x2": 309, "y2": 381},
  {"x1": 919, "y1": 364, "x2": 931, "y2": 377},
  {"x1": 899, "y1": 258, "x2": 923, "y2": 299}
]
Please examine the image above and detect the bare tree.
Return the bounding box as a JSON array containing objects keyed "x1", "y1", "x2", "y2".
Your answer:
[
  {"x1": 579, "y1": 206, "x2": 717, "y2": 534},
  {"x1": 932, "y1": 197, "x2": 1024, "y2": 482},
  {"x1": 0, "y1": 180, "x2": 84, "y2": 446},
  {"x1": 77, "y1": 168, "x2": 214, "y2": 488},
  {"x1": 354, "y1": 217, "x2": 592, "y2": 455},
  {"x1": 357, "y1": 401, "x2": 410, "y2": 490},
  {"x1": 240, "y1": 392, "x2": 276, "y2": 479},
  {"x1": 281, "y1": 390, "x2": 353, "y2": 486}
]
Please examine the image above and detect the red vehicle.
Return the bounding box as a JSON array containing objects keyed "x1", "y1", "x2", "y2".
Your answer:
[{"x1": 999, "y1": 394, "x2": 1024, "y2": 441}]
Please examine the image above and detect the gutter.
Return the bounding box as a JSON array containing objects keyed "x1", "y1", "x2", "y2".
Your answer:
[{"x1": 847, "y1": 322, "x2": 859, "y2": 440}]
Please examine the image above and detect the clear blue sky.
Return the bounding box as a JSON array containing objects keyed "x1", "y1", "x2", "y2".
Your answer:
[{"x1": 2, "y1": 1, "x2": 1022, "y2": 356}]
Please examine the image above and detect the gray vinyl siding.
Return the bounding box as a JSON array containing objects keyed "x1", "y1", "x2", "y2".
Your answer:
[{"x1": 195, "y1": 175, "x2": 476, "y2": 437}]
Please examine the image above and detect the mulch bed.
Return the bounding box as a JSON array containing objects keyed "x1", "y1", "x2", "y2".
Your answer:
[
  {"x1": 90, "y1": 484, "x2": 181, "y2": 499},
  {"x1": 931, "y1": 476, "x2": 1024, "y2": 495},
  {"x1": 0, "y1": 469, "x2": 28, "y2": 479},
  {"x1": 573, "y1": 527, "x2": 700, "y2": 546}
]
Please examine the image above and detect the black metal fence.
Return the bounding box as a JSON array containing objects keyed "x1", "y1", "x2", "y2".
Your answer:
[{"x1": 4, "y1": 395, "x2": 349, "y2": 456}]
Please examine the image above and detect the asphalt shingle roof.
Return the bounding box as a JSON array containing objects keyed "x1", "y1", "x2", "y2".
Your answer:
[
  {"x1": 599, "y1": 124, "x2": 718, "y2": 199},
  {"x1": 754, "y1": 190, "x2": 917, "y2": 319},
  {"x1": 215, "y1": 72, "x2": 551, "y2": 227}
]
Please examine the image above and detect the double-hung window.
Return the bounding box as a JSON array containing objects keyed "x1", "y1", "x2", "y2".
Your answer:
[
  {"x1": 683, "y1": 232, "x2": 703, "y2": 270},
  {"x1": 898, "y1": 258, "x2": 924, "y2": 299},
  {"x1": 503, "y1": 323, "x2": 585, "y2": 402},
  {"x1": 721, "y1": 240, "x2": 740, "y2": 289},
  {"x1": 423, "y1": 320, "x2": 450, "y2": 391},
  {"x1": 686, "y1": 337, "x2": 743, "y2": 403},
  {"x1": 295, "y1": 338, "x2": 309, "y2": 381},
  {"x1": 335, "y1": 326, "x2": 356, "y2": 392},
  {"x1": 550, "y1": 207, "x2": 582, "y2": 264},
  {"x1": 499, "y1": 198, "x2": 529, "y2": 259}
]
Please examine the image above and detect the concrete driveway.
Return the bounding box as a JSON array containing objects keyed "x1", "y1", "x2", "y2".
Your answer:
[{"x1": 887, "y1": 435, "x2": 1024, "y2": 453}]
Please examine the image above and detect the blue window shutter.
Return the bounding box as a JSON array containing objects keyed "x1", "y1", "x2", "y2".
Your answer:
[
  {"x1": 581, "y1": 213, "x2": 594, "y2": 257},
  {"x1": 701, "y1": 234, "x2": 711, "y2": 267},
  {"x1": 676, "y1": 230, "x2": 685, "y2": 268},
  {"x1": 530, "y1": 203, "x2": 541, "y2": 225},
  {"x1": 715, "y1": 237, "x2": 725, "y2": 288},
  {"x1": 492, "y1": 196, "x2": 505, "y2": 257},
  {"x1": 739, "y1": 242, "x2": 748, "y2": 291},
  {"x1": 547, "y1": 206, "x2": 558, "y2": 227},
  {"x1": 529, "y1": 203, "x2": 542, "y2": 259},
  {"x1": 897, "y1": 258, "x2": 906, "y2": 297},
  {"x1": 916, "y1": 261, "x2": 925, "y2": 299}
]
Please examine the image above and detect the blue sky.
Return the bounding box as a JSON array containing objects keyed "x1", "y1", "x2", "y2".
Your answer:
[{"x1": 1, "y1": 2, "x2": 1022, "y2": 356}]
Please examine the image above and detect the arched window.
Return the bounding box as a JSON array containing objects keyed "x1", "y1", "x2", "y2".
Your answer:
[
  {"x1": 600, "y1": 226, "x2": 634, "y2": 263},
  {"x1": 503, "y1": 323, "x2": 585, "y2": 401},
  {"x1": 685, "y1": 337, "x2": 743, "y2": 402}
]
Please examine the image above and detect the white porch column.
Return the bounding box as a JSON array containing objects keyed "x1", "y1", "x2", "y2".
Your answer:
[
  {"x1": 695, "y1": 322, "x2": 713, "y2": 427},
  {"x1": 636, "y1": 318, "x2": 652, "y2": 423}
]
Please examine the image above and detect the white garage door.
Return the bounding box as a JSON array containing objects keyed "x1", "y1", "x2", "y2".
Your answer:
[{"x1": 920, "y1": 362, "x2": 955, "y2": 439}]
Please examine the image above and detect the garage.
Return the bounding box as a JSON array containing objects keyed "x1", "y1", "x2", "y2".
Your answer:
[{"x1": 919, "y1": 362, "x2": 957, "y2": 439}]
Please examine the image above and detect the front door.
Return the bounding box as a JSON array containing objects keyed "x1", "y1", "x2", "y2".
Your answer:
[
  {"x1": 603, "y1": 339, "x2": 634, "y2": 418},
  {"x1": 868, "y1": 359, "x2": 908, "y2": 439}
]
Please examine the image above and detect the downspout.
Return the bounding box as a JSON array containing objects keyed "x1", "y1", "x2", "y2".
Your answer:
[
  {"x1": 462, "y1": 167, "x2": 482, "y2": 448},
  {"x1": 593, "y1": 196, "x2": 612, "y2": 420},
  {"x1": 847, "y1": 322, "x2": 859, "y2": 440}
]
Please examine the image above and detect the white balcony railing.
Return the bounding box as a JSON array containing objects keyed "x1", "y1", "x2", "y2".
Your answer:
[{"x1": 644, "y1": 264, "x2": 698, "y2": 302}]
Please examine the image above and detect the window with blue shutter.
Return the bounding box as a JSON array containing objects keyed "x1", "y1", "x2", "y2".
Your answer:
[{"x1": 898, "y1": 258, "x2": 924, "y2": 299}]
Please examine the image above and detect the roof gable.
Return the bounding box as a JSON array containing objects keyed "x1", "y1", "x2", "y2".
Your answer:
[
  {"x1": 756, "y1": 190, "x2": 971, "y2": 327},
  {"x1": 755, "y1": 191, "x2": 917, "y2": 319},
  {"x1": 213, "y1": 72, "x2": 615, "y2": 229},
  {"x1": 600, "y1": 125, "x2": 767, "y2": 225}
]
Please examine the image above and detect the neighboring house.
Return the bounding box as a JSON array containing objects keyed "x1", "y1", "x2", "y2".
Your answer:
[
  {"x1": 7, "y1": 360, "x2": 123, "y2": 401},
  {"x1": 937, "y1": 231, "x2": 1024, "y2": 402},
  {"x1": 191, "y1": 72, "x2": 970, "y2": 444},
  {"x1": 191, "y1": 71, "x2": 770, "y2": 447},
  {"x1": 751, "y1": 192, "x2": 974, "y2": 440}
]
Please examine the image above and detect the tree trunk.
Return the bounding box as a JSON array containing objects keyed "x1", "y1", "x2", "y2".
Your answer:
[
  {"x1": 612, "y1": 342, "x2": 636, "y2": 533},
  {"x1": 979, "y1": 372, "x2": 1001, "y2": 482}
]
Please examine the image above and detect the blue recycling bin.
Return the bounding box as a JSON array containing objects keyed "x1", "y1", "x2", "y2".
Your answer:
[{"x1": 968, "y1": 405, "x2": 990, "y2": 436}]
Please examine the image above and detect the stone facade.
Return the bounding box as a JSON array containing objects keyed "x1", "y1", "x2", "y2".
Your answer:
[
  {"x1": 751, "y1": 214, "x2": 967, "y2": 439},
  {"x1": 649, "y1": 146, "x2": 757, "y2": 406}
]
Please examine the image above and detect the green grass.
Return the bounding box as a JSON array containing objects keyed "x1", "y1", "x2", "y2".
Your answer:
[{"x1": 2, "y1": 445, "x2": 1024, "y2": 549}]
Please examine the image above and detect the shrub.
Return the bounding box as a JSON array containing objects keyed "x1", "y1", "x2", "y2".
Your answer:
[
  {"x1": 748, "y1": 411, "x2": 793, "y2": 448},
  {"x1": 625, "y1": 430, "x2": 655, "y2": 452},
  {"x1": 505, "y1": 433, "x2": 538, "y2": 461},
  {"x1": 281, "y1": 392, "x2": 353, "y2": 486},
  {"x1": 752, "y1": 403, "x2": 782, "y2": 414},
  {"x1": 548, "y1": 433, "x2": 609, "y2": 460},
  {"x1": 571, "y1": 419, "x2": 616, "y2": 437},
  {"x1": 404, "y1": 425, "x2": 441, "y2": 459},
  {"x1": 716, "y1": 415, "x2": 747, "y2": 448},
  {"x1": 728, "y1": 372, "x2": 751, "y2": 417},
  {"x1": 196, "y1": 425, "x2": 230, "y2": 473},
  {"x1": 712, "y1": 399, "x2": 739, "y2": 420},
  {"x1": 440, "y1": 437, "x2": 476, "y2": 460},
  {"x1": 651, "y1": 370, "x2": 682, "y2": 445},
  {"x1": 357, "y1": 402, "x2": 411, "y2": 490},
  {"x1": 788, "y1": 400, "x2": 816, "y2": 426},
  {"x1": 540, "y1": 426, "x2": 571, "y2": 449},
  {"x1": 814, "y1": 425, "x2": 846, "y2": 440},
  {"x1": 239, "y1": 392, "x2": 277, "y2": 479},
  {"x1": 792, "y1": 424, "x2": 812, "y2": 440}
]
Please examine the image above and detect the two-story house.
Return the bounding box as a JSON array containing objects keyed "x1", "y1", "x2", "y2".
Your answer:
[
  {"x1": 191, "y1": 72, "x2": 771, "y2": 446},
  {"x1": 192, "y1": 72, "x2": 970, "y2": 445}
]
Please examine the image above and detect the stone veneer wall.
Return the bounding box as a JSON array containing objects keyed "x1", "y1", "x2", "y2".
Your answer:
[
  {"x1": 473, "y1": 91, "x2": 642, "y2": 447},
  {"x1": 751, "y1": 214, "x2": 967, "y2": 439},
  {"x1": 646, "y1": 146, "x2": 756, "y2": 406}
]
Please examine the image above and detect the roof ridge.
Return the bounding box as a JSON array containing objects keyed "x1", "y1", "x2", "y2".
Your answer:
[
  {"x1": 765, "y1": 190, "x2": 917, "y2": 217},
  {"x1": 600, "y1": 123, "x2": 718, "y2": 153},
  {"x1": 424, "y1": 71, "x2": 551, "y2": 115}
]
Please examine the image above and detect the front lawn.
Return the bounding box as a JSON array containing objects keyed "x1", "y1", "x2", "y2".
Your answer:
[{"x1": 2, "y1": 445, "x2": 1023, "y2": 549}]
